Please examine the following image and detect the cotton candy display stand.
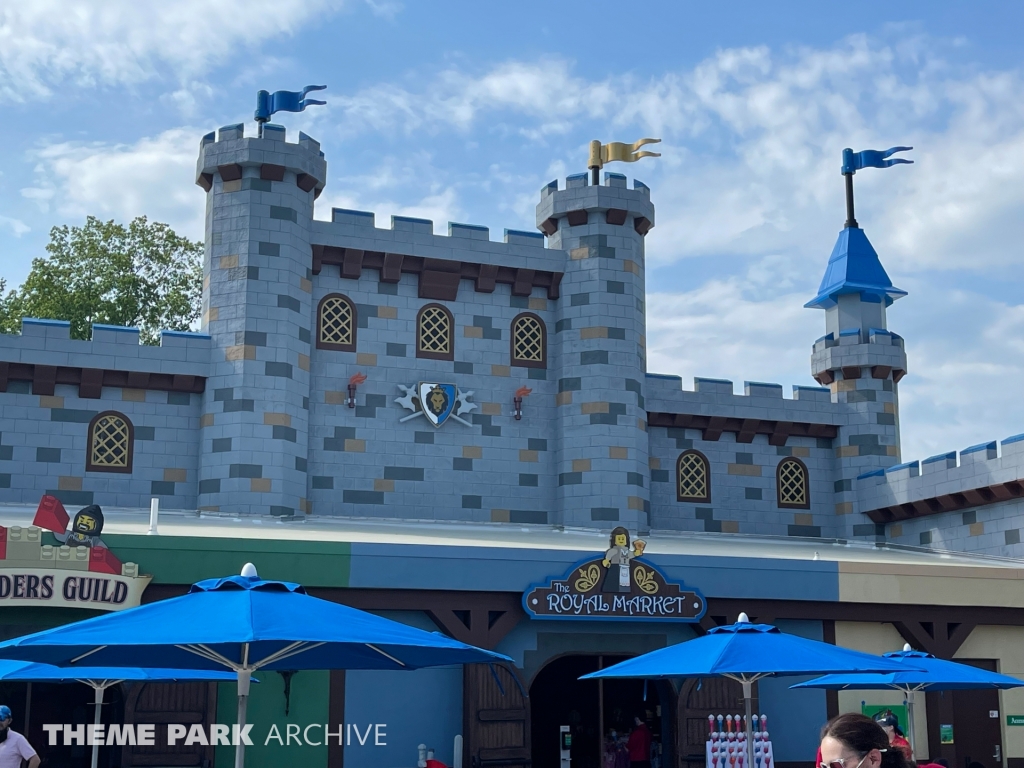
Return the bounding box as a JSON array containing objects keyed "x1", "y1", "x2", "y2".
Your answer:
[{"x1": 705, "y1": 714, "x2": 774, "y2": 768}]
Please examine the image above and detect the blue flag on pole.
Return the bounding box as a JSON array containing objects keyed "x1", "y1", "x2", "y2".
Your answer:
[
  {"x1": 255, "y1": 85, "x2": 327, "y2": 122},
  {"x1": 842, "y1": 146, "x2": 913, "y2": 175}
]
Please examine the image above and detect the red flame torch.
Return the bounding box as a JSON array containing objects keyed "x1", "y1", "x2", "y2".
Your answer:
[
  {"x1": 348, "y1": 372, "x2": 367, "y2": 408},
  {"x1": 513, "y1": 386, "x2": 532, "y2": 420}
]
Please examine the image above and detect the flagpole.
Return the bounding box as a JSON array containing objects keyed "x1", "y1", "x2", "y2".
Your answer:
[
  {"x1": 843, "y1": 172, "x2": 858, "y2": 229},
  {"x1": 589, "y1": 140, "x2": 602, "y2": 186}
]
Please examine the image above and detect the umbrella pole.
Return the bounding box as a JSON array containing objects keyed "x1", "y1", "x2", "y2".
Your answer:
[
  {"x1": 235, "y1": 668, "x2": 252, "y2": 768},
  {"x1": 91, "y1": 685, "x2": 104, "y2": 768},
  {"x1": 743, "y1": 680, "x2": 754, "y2": 768},
  {"x1": 905, "y1": 691, "x2": 916, "y2": 758}
]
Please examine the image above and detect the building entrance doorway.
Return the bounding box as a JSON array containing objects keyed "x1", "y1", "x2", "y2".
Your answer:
[{"x1": 530, "y1": 655, "x2": 667, "y2": 768}]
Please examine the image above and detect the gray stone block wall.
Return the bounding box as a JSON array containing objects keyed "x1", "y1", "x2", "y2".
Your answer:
[
  {"x1": 0, "y1": 382, "x2": 200, "y2": 510},
  {"x1": 647, "y1": 427, "x2": 837, "y2": 537},
  {"x1": 305, "y1": 269, "x2": 557, "y2": 522},
  {"x1": 886, "y1": 498, "x2": 1024, "y2": 557}
]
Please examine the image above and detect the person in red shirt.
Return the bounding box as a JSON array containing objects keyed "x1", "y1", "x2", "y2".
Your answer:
[
  {"x1": 627, "y1": 716, "x2": 652, "y2": 768},
  {"x1": 873, "y1": 711, "x2": 913, "y2": 762}
]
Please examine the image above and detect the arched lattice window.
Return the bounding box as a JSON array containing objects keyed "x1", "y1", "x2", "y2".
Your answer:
[
  {"x1": 317, "y1": 294, "x2": 357, "y2": 352},
  {"x1": 511, "y1": 313, "x2": 546, "y2": 369},
  {"x1": 417, "y1": 303, "x2": 454, "y2": 361},
  {"x1": 777, "y1": 457, "x2": 810, "y2": 509},
  {"x1": 86, "y1": 411, "x2": 134, "y2": 474},
  {"x1": 677, "y1": 450, "x2": 710, "y2": 503}
]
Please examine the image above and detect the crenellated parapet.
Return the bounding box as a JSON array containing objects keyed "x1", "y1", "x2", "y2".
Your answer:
[
  {"x1": 0, "y1": 319, "x2": 211, "y2": 396},
  {"x1": 857, "y1": 434, "x2": 1024, "y2": 523},
  {"x1": 536, "y1": 172, "x2": 655, "y2": 238},
  {"x1": 195, "y1": 123, "x2": 326, "y2": 198},
  {"x1": 645, "y1": 375, "x2": 840, "y2": 445},
  {"x1": 311, "y1": 210, "x2": 564, "y2": 302},
  {"x1": 810, "y1": 328, "x2": 907, "y2": 386}
]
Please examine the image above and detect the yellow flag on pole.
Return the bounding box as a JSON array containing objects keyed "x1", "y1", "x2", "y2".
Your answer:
[{"x1": 588, "y1": 138, "x2": 661, "y2": 169}]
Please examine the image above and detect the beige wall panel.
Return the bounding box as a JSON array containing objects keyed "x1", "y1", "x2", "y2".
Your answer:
[{"x1": 839, "y1": 563, "x2": 1024, "y2": 608}]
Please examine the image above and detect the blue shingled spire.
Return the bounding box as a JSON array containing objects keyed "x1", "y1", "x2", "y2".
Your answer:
[{"x1": 804, "y1": 227, "x2": 907, "y2": 310}]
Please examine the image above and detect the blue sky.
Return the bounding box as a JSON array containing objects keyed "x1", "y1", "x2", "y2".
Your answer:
[{"x1": 1, "y1": 1, "x2": 1023, "y2": 463}]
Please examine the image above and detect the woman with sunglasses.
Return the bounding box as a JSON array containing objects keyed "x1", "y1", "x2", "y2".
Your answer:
[{"x1": 819, "y1": 713, "x2": 912, "y2": 768}]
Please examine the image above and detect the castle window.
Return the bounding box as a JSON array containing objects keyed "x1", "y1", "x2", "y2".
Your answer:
[
  {"x1": 417, "y1": 304, "x2": 454, "y2": 361},
  {"x1": 677, "y1": 450, "x2": 710, "y2": 503},
  {"x1": 317, "y1": 294, "x2": 357, "y2": 352},
  {"x1": 86, "y1": 411, "x2": 134, "y2": 474},
  {"x1": 511, "y1": 313, "x2": 546, "y2": 368},
  {"x1": 777, "y1": 457, "x2": 810, "y2": 509}
]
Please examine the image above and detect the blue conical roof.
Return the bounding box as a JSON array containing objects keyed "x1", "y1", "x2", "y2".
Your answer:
[{"x1": 805, "y1": 227, "x2": 907, "y2": 310}]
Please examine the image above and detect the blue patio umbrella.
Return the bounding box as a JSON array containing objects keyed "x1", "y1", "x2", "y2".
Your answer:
[
  {"x1": 0, "y1": 659, "x2": 243, "y2": 768},
  {"x1": 0, "y1": 564, "x2": 512, "y2": 768},
  {"x1": 580, "y1": 613, "x2": 919, "y2": 768},
  {"x1": 792, "y1": 645, "x2": 1024, "y2": 753}
]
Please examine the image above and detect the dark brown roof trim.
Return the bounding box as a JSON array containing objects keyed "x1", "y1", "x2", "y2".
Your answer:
[
  {"x1": 0, "y1": 362, "x2": 205, "y2": 398},
  {"x1": 311, "y1": 245, "x2": 563, "y2": 302},
  {"x1": 647, "y1": 411, "x2": 838, "y2": 446},
  {"x1": 864, "y1": 480, "x2": 1024, "y2": 523}
]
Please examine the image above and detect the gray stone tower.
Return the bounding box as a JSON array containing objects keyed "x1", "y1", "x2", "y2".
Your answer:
[
  {"x1": 536, "y1": 171, "x2": 655, "y2": 529},
  {"x1": 806, "y1": 225, "x2": 908, "y2": 537},
  {"x1": 194, "y1": 123, "x2": 326, "y2": 516}
]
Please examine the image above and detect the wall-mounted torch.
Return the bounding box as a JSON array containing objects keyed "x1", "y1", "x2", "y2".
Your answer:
[
  {"x1": 348, "y1": 372, "x2": 367, "y2": 408},
  {"x1": 513, "y1": 386, "x2": 532, "y2": 420}
]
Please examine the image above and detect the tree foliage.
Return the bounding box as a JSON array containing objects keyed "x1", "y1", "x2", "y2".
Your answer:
[{"x1": 0, "y1": 216, "x2": 203, "y2": 344}]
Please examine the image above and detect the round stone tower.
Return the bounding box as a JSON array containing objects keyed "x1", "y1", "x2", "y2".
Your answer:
[
  {"x1": 536, "y1": 170, "x2": 655, "y2": 530},
  {"x1": 194, "y1": 122, "x2": 326, "y2": 516},
  {"x1": 806, "y1": 225, "x2": 908, "y2": 537}
]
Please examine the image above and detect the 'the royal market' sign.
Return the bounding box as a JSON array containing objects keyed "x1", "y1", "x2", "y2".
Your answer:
[{"x1": 523, "y1": 528, "x2": 706, "y2": 621}]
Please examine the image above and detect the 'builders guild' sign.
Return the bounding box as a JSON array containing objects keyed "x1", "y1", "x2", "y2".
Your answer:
[
  {"x1": 0, "y1": 496, "x2": 152, "y2": 612},
  {"x1": 523, "y1": 528, "x2": 706, "y2": 621}
]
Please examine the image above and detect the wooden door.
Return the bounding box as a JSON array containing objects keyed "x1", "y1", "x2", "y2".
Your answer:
[
  {"x1": 465, "y1": 663, "x2": 531, "y2": 768},
  {"x1": 121, "y1": 682, "x2": 218, "y2": 767},
  {"x1": 951, "y1": 660, "x2": 1002, "y2": 768},
  {"x1": 677, "y1": 678, "x2": 756, "y2": 768}
]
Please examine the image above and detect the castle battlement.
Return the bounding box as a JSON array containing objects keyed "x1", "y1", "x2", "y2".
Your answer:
[
  {"x1": 856, "y1": 433, "x2": 1024, "y2": 523},
  {"x1": 195, "y1": 122, "x2": 327, "y2": 197},
  {"x1": 811, "y1": 328, "x2": 907, "y2": 385},
  {"x1": 536, "y1": 172, "x2": 656, "y2": 238},
  {"x1": 0, "y1": 319, "x2": 211, "y2": 379},
  {"x1": 644, "y1": 374, "x2": 841, "y2": 444},
  {"x1": 310, "y1": 212, "x2": 563, "y2": 281}
]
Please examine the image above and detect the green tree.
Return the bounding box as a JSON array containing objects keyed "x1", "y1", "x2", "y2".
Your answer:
[{"x1": 4, "y1": 216, "x2": 203, "y2": 344}]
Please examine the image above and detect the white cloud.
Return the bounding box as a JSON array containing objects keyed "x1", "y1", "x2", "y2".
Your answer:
[
  {"x1": 0, "y1": 215, "x2": 29, "y2": 237},
  {"x1": 25, "y1": 128, "x2": 205, "y2": 239},
  {"x1": 364, "y1": 0, "x2": 402, "y2": 20},
  {"x1": 0, "y1": 1, "x2": 342, "y2": 100},
  {"x1": 331, "y1": 59, "x2": 615, "y2": 136},
  {"x1": 324, "y1": 37, "x2": 1024, "y2": 277},
  {"x1": 315, "y1": 155, "x2": 465, "y2": 235}
]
